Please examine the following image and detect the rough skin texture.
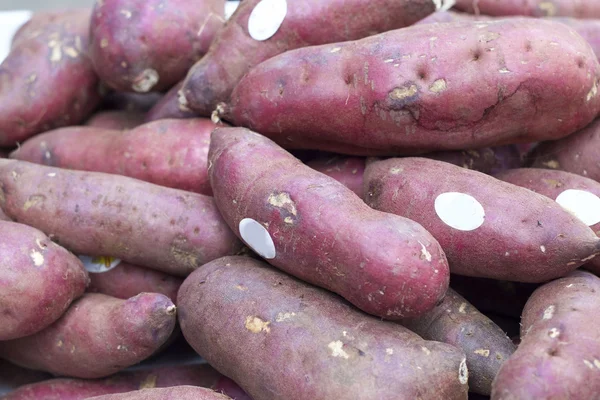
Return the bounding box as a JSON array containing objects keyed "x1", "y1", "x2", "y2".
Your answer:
[
  {"x1": 145, "y1": 81, "x2": 197, "y2": 122},
  {"x1": 0, "y1": 159, "x2": 242, "y2": 277},
  {"x1": 400, "y1": 288, "x2": 516, "y2": 395},
  {"x1": 178, "y1": 256, "x2": 469, "y2": 400},
  {"x1": 453, "y1": 0, "x2": 600, "y2": 18},
  {"x1": 0, "y1": 221, "x2": 89, "y2": 340},
  {"x1": 11, "y1": 118, "x2": 218, "y2": 195},
  {"x1": 85, "y1": 111, "x2": 146, "y2": 130},
  {"x1": 306, "y1": 155, "x2": 366, "y2": 198},
  {"x1": 86, "y1": 386, "x2": 232, "y2": 400},
  {"x1": 491, "y1": 271, "x2": 600, "y2": 399},
  {"x1": 2, "y1": 364, "x2": 222, "y2": 400},
  {"x1": 425, "y1": 145, "x2": 522, "y2": 175},
  {"x1": 0, "y1": 9, "x2": 101, "y2": 147},
  {"x1": 222, "y1": 19, "x2": 600, "y2": 156},
  {"x1": 180, "y1": 0, "x2": 437, "y2": 117},
  {"x1": 208, "y1": 128, "x2": 450, "y2": 319},
  {"x1": 0, "y1": 293, "x2": 176, "y2": 379},
  {"x1": 89, "y1": 0, "x2": 225, "y2": 93},
  {"x1": 363, "y1": 157, "x2": 600, "y2": 281}
]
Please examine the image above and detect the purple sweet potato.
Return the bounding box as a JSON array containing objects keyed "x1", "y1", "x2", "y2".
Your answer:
[
  {"x1": 425, "y1": 145, "x2": 522, "y2": 175},
  {"x1": 0, "y1": 293, "x2": 176, "y2": 379},
  {"x1": 453, "y1": 0, "x2": 600, "y2": 18},
  {"x1": 179, "y1": 0, "x2": 438, "y2": 117},
  {"x1": 178, "y1": 256, "x2": 469, "y2": 400},
  {"x1": 221, "y1": 19, "x2": 600, "y2": 156},
  {"x1": 0, "y1": 221, "x2": 89, "y2": 340},
  {"x1": 0, "y1": 159, "x2": 242, "y2": 277},
  {"x1": 85, "y1": 111, "x2": 146, "y2": 130},
  {"x1": 208, "y1": 128, "x2": 450, "y2": 319},
  {"x1": 306, "y1": 155, "x2": 366, "y2": 198},
  {"x1": 363, "y1": 157, "x2": 600, "y2": 281},
  {"x1": 0, "y1": 360, "x2": 52, "y2": 393},
  {"x1": 145, "y1": 81, "x2": 197, "y2": 122},
  {"x1": 11, "y1": 118, "x2": 217, "y2": 195},
  {"x1": 400, "y1": 288, "x2": 516, "y2": 395},
  {"x1": 86, "y1": 386, "x2": 232, "y2": 400},
  {"x1": 491, "y1": 271, "x2": 600, "y2": 399},
  {"x1": 89, "y1": 0, "x2": 225, "y2": 93},
  {"x1": 2, "y1": 364, "x2": 222, "y2": 400},
  {"x1": 0, "y1": 9, "x2": 101, "y2": 147}
]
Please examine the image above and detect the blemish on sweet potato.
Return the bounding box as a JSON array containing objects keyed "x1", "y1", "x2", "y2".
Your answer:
[{"x1": 245, "y1": 316, "x2": 271, "y2": 333}]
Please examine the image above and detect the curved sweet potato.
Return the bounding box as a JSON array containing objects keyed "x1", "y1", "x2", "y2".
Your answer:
[
  {"x1": 86, "y1": 386, "x2": 232, "y2": 400},
  {"x1": 85, "y1": 111, "x2": 145, "y2": 130},
  {"x1": 145, "y1": 81, "x2": 197, "y2": 122},
  {"x1": 453, "y1": 0, "x2": 600, "y2": 18}
]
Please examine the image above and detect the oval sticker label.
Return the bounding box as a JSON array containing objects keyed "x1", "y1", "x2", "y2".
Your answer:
[
  {"x1": 247, "y1": 0, "x2": 287, "y2": 41},
  {"x1": 239, "y1": 218, "x2": 276, "y2": 259},
  {"x1": 79, "y1": 255, "x2": 121, "y2": 273},
  {"x1": 434, "y1": 192, "x2": 485, "y2": 231},
  {"x1": 556, "y1": 189, "x2": 600, "y2": 226}
]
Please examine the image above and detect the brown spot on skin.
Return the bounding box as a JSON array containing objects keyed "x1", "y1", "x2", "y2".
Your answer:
[
  {"x1": 543, "y1": 160, "x2": 560, "y2": 169},
  {"x1": 23, "y1": 195, "x2": 46, "y2": 211},
  {"x1": 245, "y1": 316, "x2": 271, "y2": 333},
  {"x1": 138, "y1": 374, "x2": 157, "y2": 389},
  {"x1": 389, "y1": 85, "x2": 418, "y2": 101},
  {"x1": 538, "y1": 2, "x2": 557, "y2": 16},
  {"x1": 542, "y1": 178, "x2": 562, "y2": 188},
  {"x1": 430, "y1": 79, "x2": 447, "y2": 93}
]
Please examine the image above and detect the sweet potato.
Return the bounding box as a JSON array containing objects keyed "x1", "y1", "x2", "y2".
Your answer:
[
  {"x1": 10, "y1": 9, "x2": 90, "y2": 49},
  {"x1": 145, "y1": 81, "x2": 197, "y2": 122},
  {"x1": 208, "y1": 128, "x2": 449, "y2": 319},
  {"x1": 0, "y1": 159, "x2": 242, "y2": 277},
  {"x1": 0, "y1": 206, "x2": 10, "y2": 221},
  {"x1": 400, "y1": 288, "x2": 516, "y2": 395},
  {"x1": 453, "y1": 0, "x2": 600, "y2": 18},
  {"x1": 0, "y1": 360, "x2": 51, "y2": 393},
  {"x1": 178, "y1": 256, "x2": 469, "y2": 400},
  {"x1": 11, "y1": 118, "x2": 217, "y2": 195},
  {"x1": 179, "y1": 0, "x2": 438, "y2": 117},
  {"x1": 211, "y1": 377, "x2": 253, "y2": 400},
  {"x1": 491, "y1": 271, "x2": 600, "y2": 399},
  {"x1": 425, "y1": 145, "x2": 522, "y2": 175},
  {"x1": 2, "y1": 364, "x2": 221, "y2": 400},
  {"x1": 363, "y1": 157, "x2": 600, "y2": 281},
  {"x1": 0, "y1": 9, "x2": 101, "y2": 147},
  {"x1": 89, "y1": 0, "x2": 225, "y2": 93},
  {"x1": 305, "y1": 155, "x2": 366, "y2": 198},
  {"x1": 85, "y1": 111, "x2": 145, "y2": 130},
  {"x1": 86, "y1": 386, "x2": 232, "y2": 400},
  {"x1": 221, "y1": 19, "x2": 600, "y2": 156},
  {"x1": 0, "y1": 221, "x2": 89, "y2": 340},
  {"x1": 0, "y1": 293, "x2": 176, "y2": 379}
]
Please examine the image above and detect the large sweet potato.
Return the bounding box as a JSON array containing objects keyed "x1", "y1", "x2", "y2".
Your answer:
[
  {"x1": 89, "y1": 0, "x2": 225, "y2": 92},
  {"x1": 208, "y1": 128, "x2": 449, "y2": 319},
  {"x1": 221, "y1": 19, "x2": 600, "y2": 156},
  {"x1": 178, "y1": 256, "x2": 469, "y2": 400},
  {"x1": 453, "y1": 0, "x2": 600, "y2": 18},
  {"x1": 0, "y1": 159, "x2": 242, "y2": 277},
  {"x1": 86, "y1": 386, "x2": 232, "y2": 400},
  {"x1": 145, "y1": 81, "x2": 197, "y2": 122}
]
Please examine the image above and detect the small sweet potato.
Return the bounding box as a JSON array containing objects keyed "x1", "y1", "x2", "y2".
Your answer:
[
  {"x1": 11, "y1": 118, "x2": 217, "y2": 195},
  {"x1": 0, "y1": 159, "x2": 242, "y2": 277},
  {"x1": 425, "y1": 145, "x2": 522, "y2": 175},
  {"x1": 400, "y1": 288, "x2": 516, "y2": 395},
  {"x1": 305, "y1": 155, "x2": 366, "y2": 198},
  {"x1": 86, "y1": 386, "x2": 232, "y2": 400},
  {"x1": 208, "y1": 128, "x2": 449, "y2": 319},
  {"x1": 89, "y1": 0, "x2": 225, "y2": 92},
  {"x1": 453, "y1": 0, "x2": 600, "y2": 18},
  {"x1": 85, "y1": 111, "x2": 146, "y2": 130},
  {"x1": 221, "y1": 19, "x2": 600, "y2": 156},
  {"x1": 491, "y1": 271, "x2": 600, "y2": 399},
  {"x1": 363, "y1": 157, "x2": 600, "y2": 281},
  {"x1": 180, "y1": 0, "x2": 438, "y2": 116},
  {"x1": 0, "y1": 293, "x2": 176, "y2": 379},
  {"x1": 0, "y1": 220, "x2": 89, "y2": 340},
  {"x1": 178, "y1": 256, "x2": 469, "y2": 400},
  {"x1": 0, "y1": 9, "x2": 101, "y2": 147},
  {"x1": 145, "y1": 81, "x2": 197, "y2": 122}
]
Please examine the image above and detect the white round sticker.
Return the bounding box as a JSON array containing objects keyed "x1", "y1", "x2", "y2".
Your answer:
[
  {"x1": 434, "y1": 192, "x2": 485, "y2": 231},
  {"x1": 555, "y1": 189, "x2": 600, "y2": 226},
  {"x1": 247, "y1": 0, "x2": 287, "y2": 41},
  {"x1": 79, "y1": 255, "x2": 121, "y2": 273},
  {"x1": 239, "y1": 218, "x2": 276, "y2": 259}
]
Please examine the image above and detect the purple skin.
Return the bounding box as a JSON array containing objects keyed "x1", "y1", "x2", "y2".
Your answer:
[
  {"x1": 85, "y1": 110, "x2": 145, "y2": 130},
  {"x1": 0, "y1": 159, "x2": 242, "y2": 277},
  {"x1": 211, "y1": 377, "x2": 253, "y2": 400},
  {"x1": 178, "y1": 256, "x2": 469, "y2": 400},
  {"x1": 424, "y1": 145, "x2": 522, "y2": 175},
  {"x1": 89, "y1": 0, "x2": 225, "y2": 93},
  {"x1": 85, "y1": 386, "x2": 232, "y2": 400},
  {"x1": 453, "y1": 0, "x2": 600, "y2": 18},
  {"x1": 0, "y1": 293, "x2": 177, "y2": 379},
  {"x1": 208, "y1": 128, "x2": 449, "y2": 319},
  {"x1": 491, "y1": 271, "x2": 600, "y2": 399},
  {"x1": 306, "y1": 156, "x2": 366, "y2": 198},
  {"x1": 363, "y1": 157, "x2": 600, "y2": 282},
  {"x1": 145, "y1": 81, "x2": 198, "y2": 122},
  {"x1": 0, "y1": 221, "x2": 88, "y2": 340},
  {"x1": 222, "y1": 18, "x2": 600, "y2": 156},
  {"x1": 180, "y1": 0, "x2": 437, "y2": 117}
]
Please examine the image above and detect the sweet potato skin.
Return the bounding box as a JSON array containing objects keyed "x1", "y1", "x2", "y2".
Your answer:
[
  {"x1": 145, "y1": 81, "x2": 197, "y2": 122},
  {"x1": 223, "y1": 19, "x2": 600, "y2": 156},
  {"x1": 0, "y1": 293, "x2": 176, "y2": 379},
  {"x1": 85, "y1": 111, "x2": 146, "y2": 130},
  {"x1": 306, "y1": 155, "x2": 366, "y2": 198},
  {"x1": 0, "y1": 159, "x2": 242, "y2": 277},
  {"x1": 180, "y1": 0, "x2": 437, "y2": 116},
  {"x1": 491, "y1": 271, "x2": 600, "y2": 399},
  {"x1": 86, "y1": 386, "x2": 232, "y2": 400},
  {"x1": 208, "y1": 128, "x2": 449, "y2": 319},
  {"x1": 11, "y1": 118, "x2": 217, "y2": 195},
  {"x1": 0, "y1": 9, "x2": 101, "y2": 147},
  {"x1": 454, "y1": 0, "x2": 600, "y2": 18},
  {"x1": 89, "y1": 0, "x2": 225, "y2": 93},
  {"x1": 178, "y1": 256, "x2": 469, "y2": 400},
  {"x1": 0, "y1": 221, "x2": 89, "y2": 340},
  {"x1": 425, "y1": 145, "x2": 522, "y2": 175},
  {"x1": 363, "y1": 157, "x2": 600, "y2": 281}
]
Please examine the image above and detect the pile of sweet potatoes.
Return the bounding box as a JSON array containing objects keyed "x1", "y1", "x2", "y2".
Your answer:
[{"x1": 2, "y1": 2, "x2": 600, "y2": 399}]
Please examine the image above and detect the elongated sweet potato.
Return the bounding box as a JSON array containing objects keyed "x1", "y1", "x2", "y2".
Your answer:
[
  {"x1": 89, "y1": 0, "x2": 225, "y2": 93},
  {"x1": 180, "y1": 0, "x2": 438, "y2": 117},
  {"x1": 425, "y1": 145, "x2": 522, "y2": 175},
  {"x1": 306, "y1": 155, "x2": 366, "y2": 198},
  {"x1": 85, "y1": 111, "x2": 145, "y2": 130},
  {"x1": 11, "y1": 118, "x2": 216, "y2": 195},
  {"x1": 208, "y1": 128, "x2": 449, "y2": 319},
  {"x1": 453, "y1": 0, "x2": 600, "y2": 18},
  {"x1": 221, "y1": 18, "x2": 600, "y2": 156},
  {"x1": 491, "y1": 271, "x2": 600, "y2": 399},
  {"x1": 0, "y1": 221, "x2": 89, "y2": 340},
  {"x1": 0, "y1": 9, "x2": 101, "y2": 147},
  {"x1": 0, "y1": 159, "x2": 242, "y2": 277},
  {"x1": 0, "y1": 293, "x2": 176, "y2": 379},
  {"x1": 145, "y1": 81, "x2": 197, "y2": 122},
  {"x1": 86, "y1": 386, "x2": 232, "y2": 400},
  {"x1": 179, "y1": 256, "x2": 469, "y2": 400},
  {"x1": 364, "y1": 157, "x2": 600, "y2": 281},
  {"x1": 400, "y1": 288, "x2": 516, "y2": 395}
]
